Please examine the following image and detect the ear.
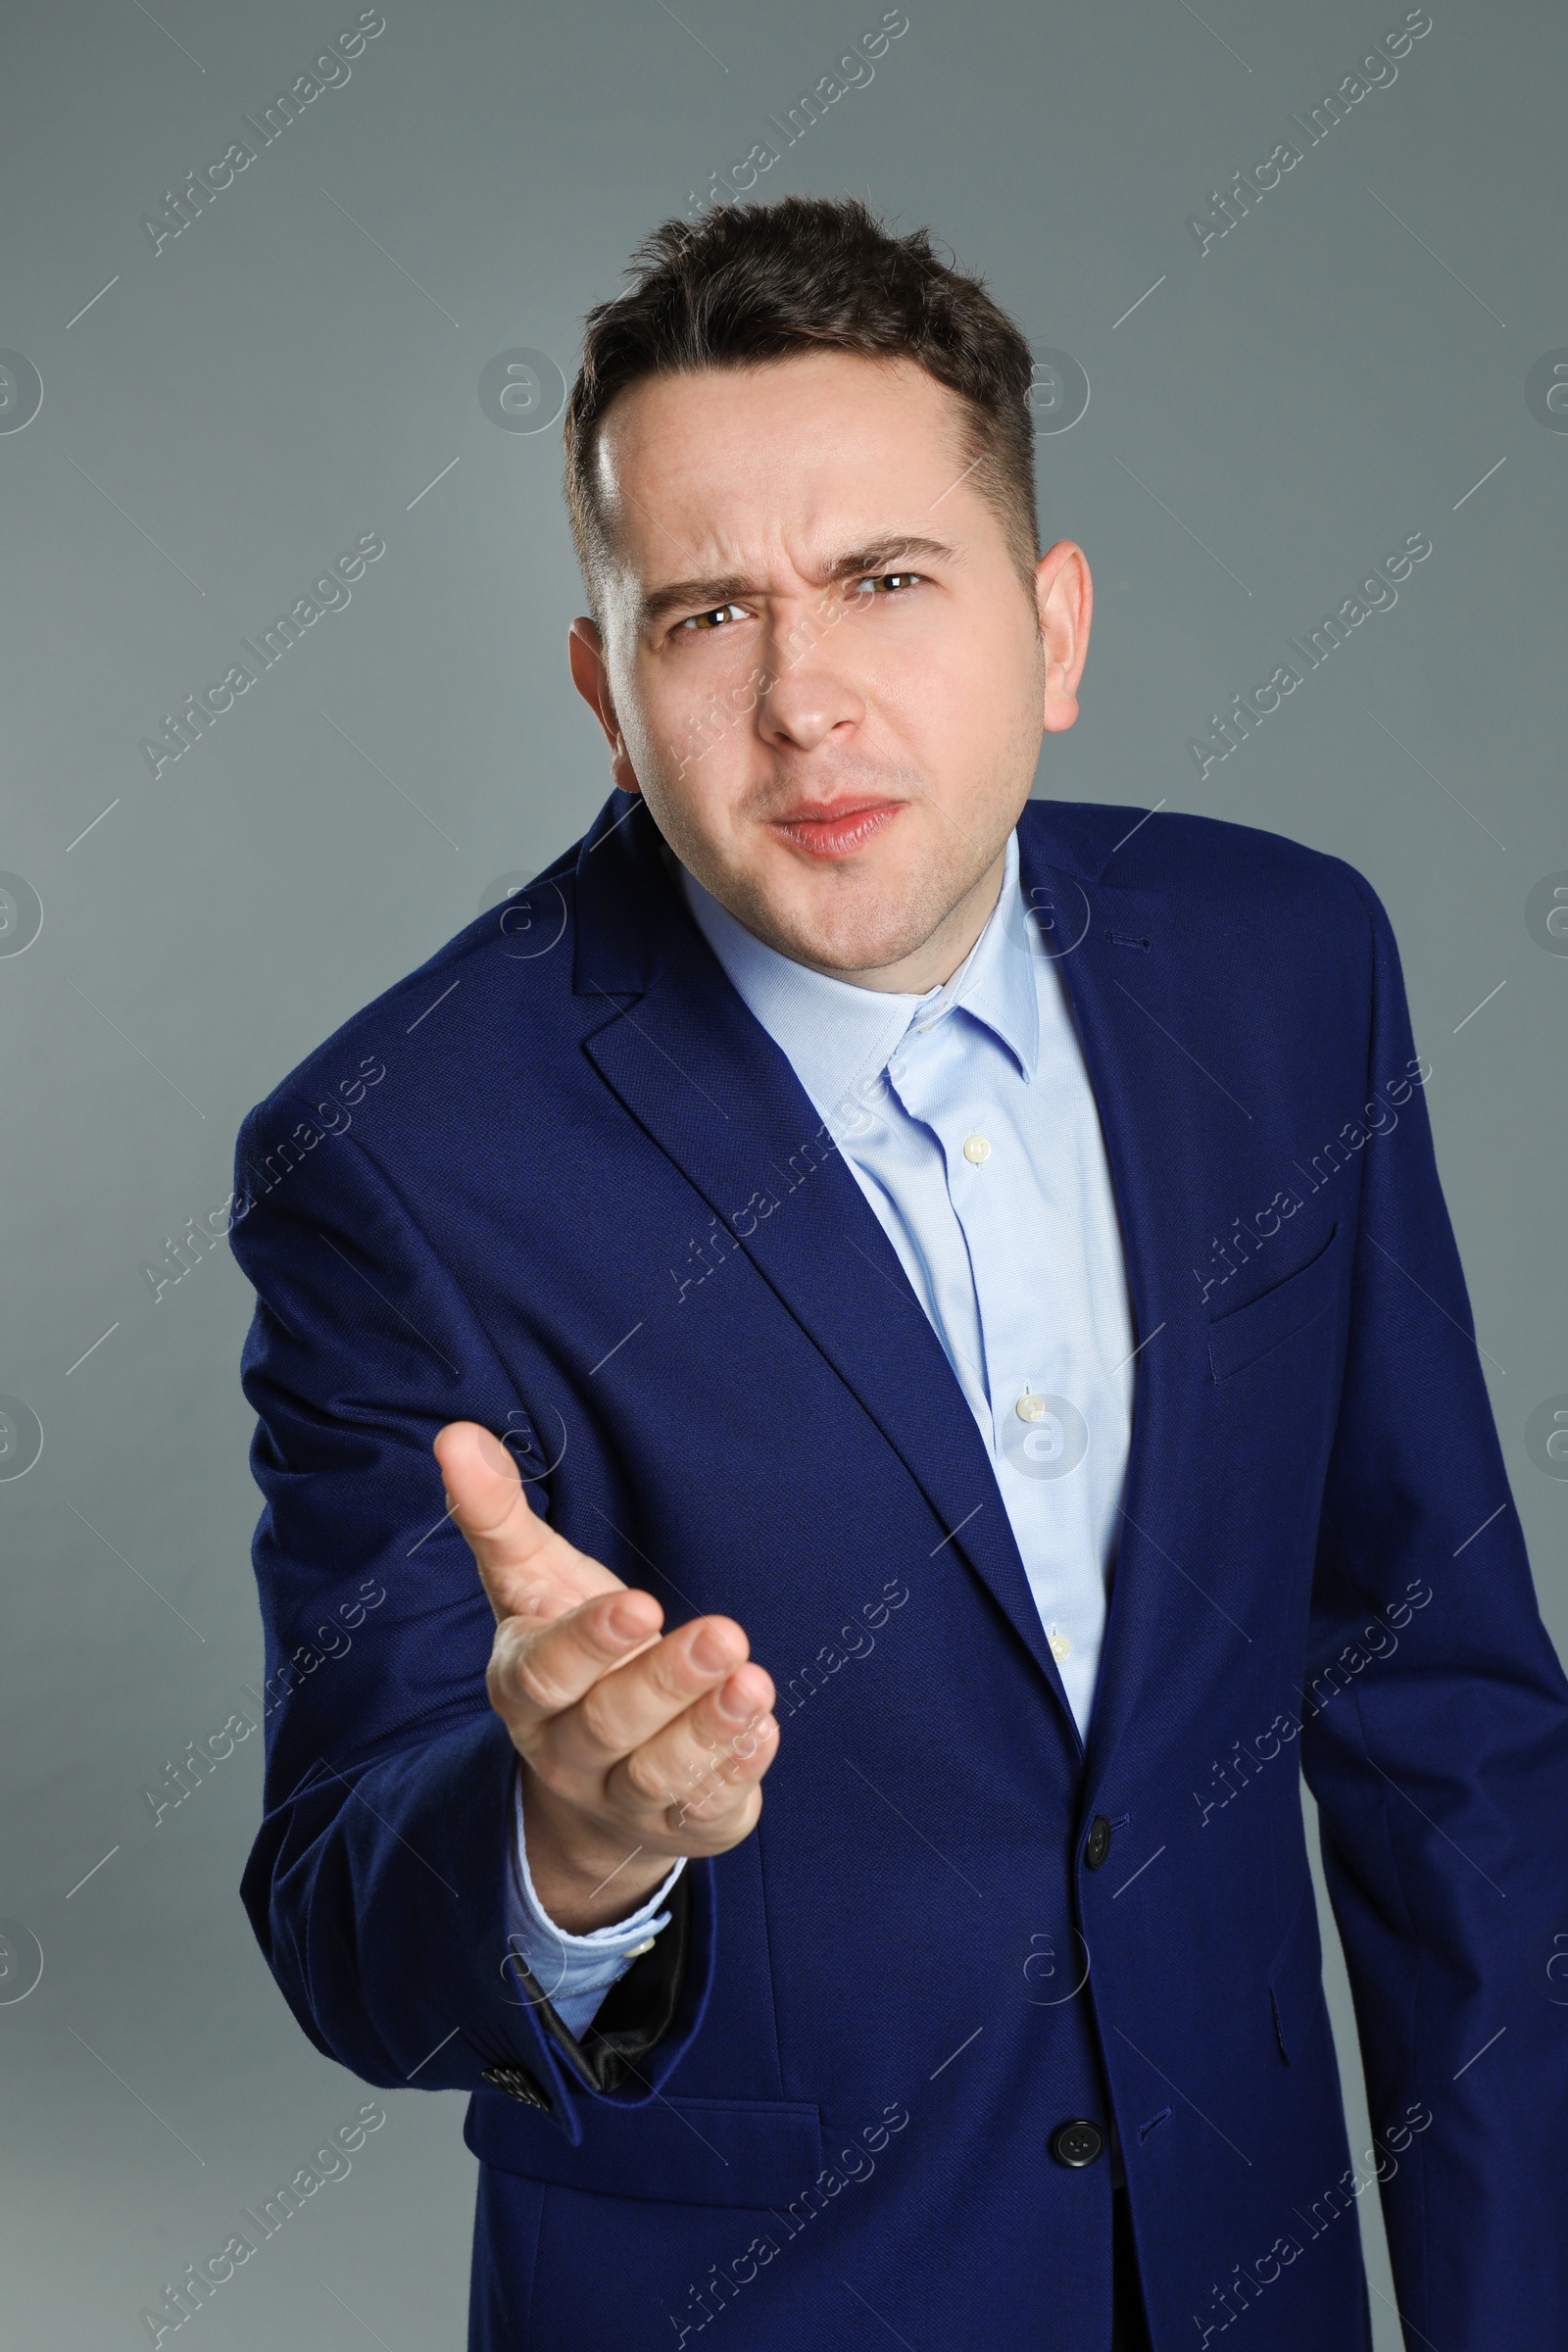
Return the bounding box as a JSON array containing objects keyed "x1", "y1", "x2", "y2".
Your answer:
[
  {"x1": 567, "y1": 617, "x2": 641, "y2": 794},
  {"x1": 1034, "y1": 543, "x2": 1092, "y2": 735}
]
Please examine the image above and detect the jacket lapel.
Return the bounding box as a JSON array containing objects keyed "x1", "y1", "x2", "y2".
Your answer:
[
  {"x1": 1018, "y1": 809, "x2": 1252, "y2": 1797},
  {"x1": 572, "y1": 794, "x2": 1083, "y2": 1743}
]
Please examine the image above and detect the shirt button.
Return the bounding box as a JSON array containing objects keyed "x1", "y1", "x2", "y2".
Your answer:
[
  {"x1": 1049, "y1": 1630, "x2": 1072, "y2": 1662},
  {"x1": 1016, "y1": 1392, "x2": 1046, "y2": 1421},
  {"x1": 962, "y1": 1133, "x2": 992, "y2": 1164}
]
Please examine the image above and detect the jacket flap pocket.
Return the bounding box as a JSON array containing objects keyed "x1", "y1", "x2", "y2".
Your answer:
[
  {"x1": 1266, "y1": 1888, "x2": 1326, "y2": 2064},
  {"x1": 466, "y1": 2090, "x2": 822, "y2": 2209},
  {"x1": 1208, "y1": 1223, "x2": 1341, "y2": 1383}
]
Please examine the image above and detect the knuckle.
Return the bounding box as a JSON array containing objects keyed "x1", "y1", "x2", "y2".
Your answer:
[
  {"x1": 576, "y1": 1686, "x2": 623, "y2": 1752},
  {"x1": 622, "y1": 1748, "x2": 675, "y2": 1807},
  {"x1": 513, "y1": 1644, "x2": 571, "y2": 1714}
]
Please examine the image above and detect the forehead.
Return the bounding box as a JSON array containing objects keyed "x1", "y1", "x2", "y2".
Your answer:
[{"x1": 591, "y1": 350, "x2": 970, "y2": 576}]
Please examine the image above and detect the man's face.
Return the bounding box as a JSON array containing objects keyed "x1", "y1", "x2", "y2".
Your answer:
[{"x1": 567, "y1": 348, "x2": 1091, "y2": 989}]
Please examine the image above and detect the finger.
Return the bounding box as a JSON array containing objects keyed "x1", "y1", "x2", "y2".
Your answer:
[
  {"x1": 491, "y1": 1584, "x2": 676, "y2": 1740},
  {"x1": 545, "y1": 1614, "x2": 760, "y2": 1774},
  {"x1": 612, "y1": 1684, "x2": 780, "y2": 1837},
  {"x1": 434, "y1": 1420, "x2": 624, "y2": 1624}
]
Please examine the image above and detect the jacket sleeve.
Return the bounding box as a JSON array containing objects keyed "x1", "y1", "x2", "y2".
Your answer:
[
  {"x1": 227, "y1": 1093, "x2": 713, "y2": 2143},
  {"x1": 1300, "y1": 874, "x2": 1568, "y2": 2343}
]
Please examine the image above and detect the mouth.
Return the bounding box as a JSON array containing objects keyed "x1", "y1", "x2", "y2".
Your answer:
[{"x1": 765, "y1": 801, "x2": 906, "y2": 860}]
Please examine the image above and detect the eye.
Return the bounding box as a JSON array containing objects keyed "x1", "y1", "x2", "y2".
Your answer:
[
  {"x1": 855, "y1": 572, "x2": 924, "y2": 598},
  {"x1": 675, "y1": 603, "x2": 748, "y2": 633}
]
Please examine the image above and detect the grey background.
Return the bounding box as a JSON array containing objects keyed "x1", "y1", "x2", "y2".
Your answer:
[{"x1": 1, "y1": 0, "x2": 1563, "y2": 2343}]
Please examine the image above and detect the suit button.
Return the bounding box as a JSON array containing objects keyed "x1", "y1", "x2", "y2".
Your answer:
[
  {"x1": 1084, "y1": 1814, "x2": 1112, "y2": 1870},
  {"x1": 1051, "y1": 2118, "x2": 1105, "y2": 2169}
]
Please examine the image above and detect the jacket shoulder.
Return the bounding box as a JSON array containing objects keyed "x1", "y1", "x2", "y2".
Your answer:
[
  {"x1": 1025, "y1": 797, "x2": 1378, "y2": 931},
  {"x1": 237, "y1": 839, "x2": 585, "y2": 1138}
]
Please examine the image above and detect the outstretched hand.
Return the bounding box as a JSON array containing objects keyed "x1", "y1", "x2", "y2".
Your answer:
[{"x1": 433, "y1": 1421, "x2": 778, "y2": 1933}]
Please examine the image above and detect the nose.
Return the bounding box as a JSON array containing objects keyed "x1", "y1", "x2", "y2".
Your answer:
[{"x1": 755, "y1": 614, "x2": 866, "y2": 754}]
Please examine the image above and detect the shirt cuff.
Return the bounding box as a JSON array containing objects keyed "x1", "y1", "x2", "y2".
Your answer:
[{"x1": 505, "y1": 1766, "x2": 687, "y2": 2039}]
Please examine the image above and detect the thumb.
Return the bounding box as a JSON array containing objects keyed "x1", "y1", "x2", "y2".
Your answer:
[{"x1": 432, "y1": 1420, "x2": 624, "y2": 1626}]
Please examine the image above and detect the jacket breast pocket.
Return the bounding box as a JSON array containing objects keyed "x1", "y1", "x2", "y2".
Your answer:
[
  {"x1": 1207, "y1": 1223, "x2": 1341, "y2": 1384},
  {"x1": 466, "y1": 2089, "x2": 823, "y2": 2210}
]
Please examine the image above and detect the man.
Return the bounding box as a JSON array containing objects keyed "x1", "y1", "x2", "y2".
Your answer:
[{"x1": 231, "y1": 196, "x2": 1568, "y2": 2350}]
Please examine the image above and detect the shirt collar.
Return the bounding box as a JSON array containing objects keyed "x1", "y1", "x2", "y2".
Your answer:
[{"x1": 676, "y1": 826, "x2": 1040, "y2": 1127}]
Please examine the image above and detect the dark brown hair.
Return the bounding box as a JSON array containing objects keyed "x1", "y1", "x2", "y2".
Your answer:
[{"x1": 562, "y1": 195, "x2": 1041, "y2": 621}]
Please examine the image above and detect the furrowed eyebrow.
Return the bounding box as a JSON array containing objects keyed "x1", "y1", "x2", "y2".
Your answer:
[{"x1": 636, "y1": 534, "x2": 960, "y2": 633}]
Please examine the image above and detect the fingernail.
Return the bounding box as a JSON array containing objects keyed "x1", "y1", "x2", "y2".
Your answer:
[
  {"x1": 692, "y1": 1626, "x2": 734, "y2": 1674},
  {"x1": 609, "y1": 1599, "x2": 646, "y2": 1641},
  {"x1": 714, "y1": 1678, "x2": 756, "y2": 1722}
]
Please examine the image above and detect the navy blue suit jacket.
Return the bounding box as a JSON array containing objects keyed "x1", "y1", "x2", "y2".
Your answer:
[{"x1": 231, "y1": 792, "x2": 1568, "y2": 2351}]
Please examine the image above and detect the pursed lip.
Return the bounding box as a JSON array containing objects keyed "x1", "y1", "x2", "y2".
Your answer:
[{"x1": 764, "y1": 800, "x2": 906, "y2": 859}]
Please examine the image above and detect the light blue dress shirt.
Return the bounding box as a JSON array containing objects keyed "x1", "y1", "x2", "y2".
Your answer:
[{"x1": 505, "y1": 825, "x2": 1138, "y2": 2037}]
